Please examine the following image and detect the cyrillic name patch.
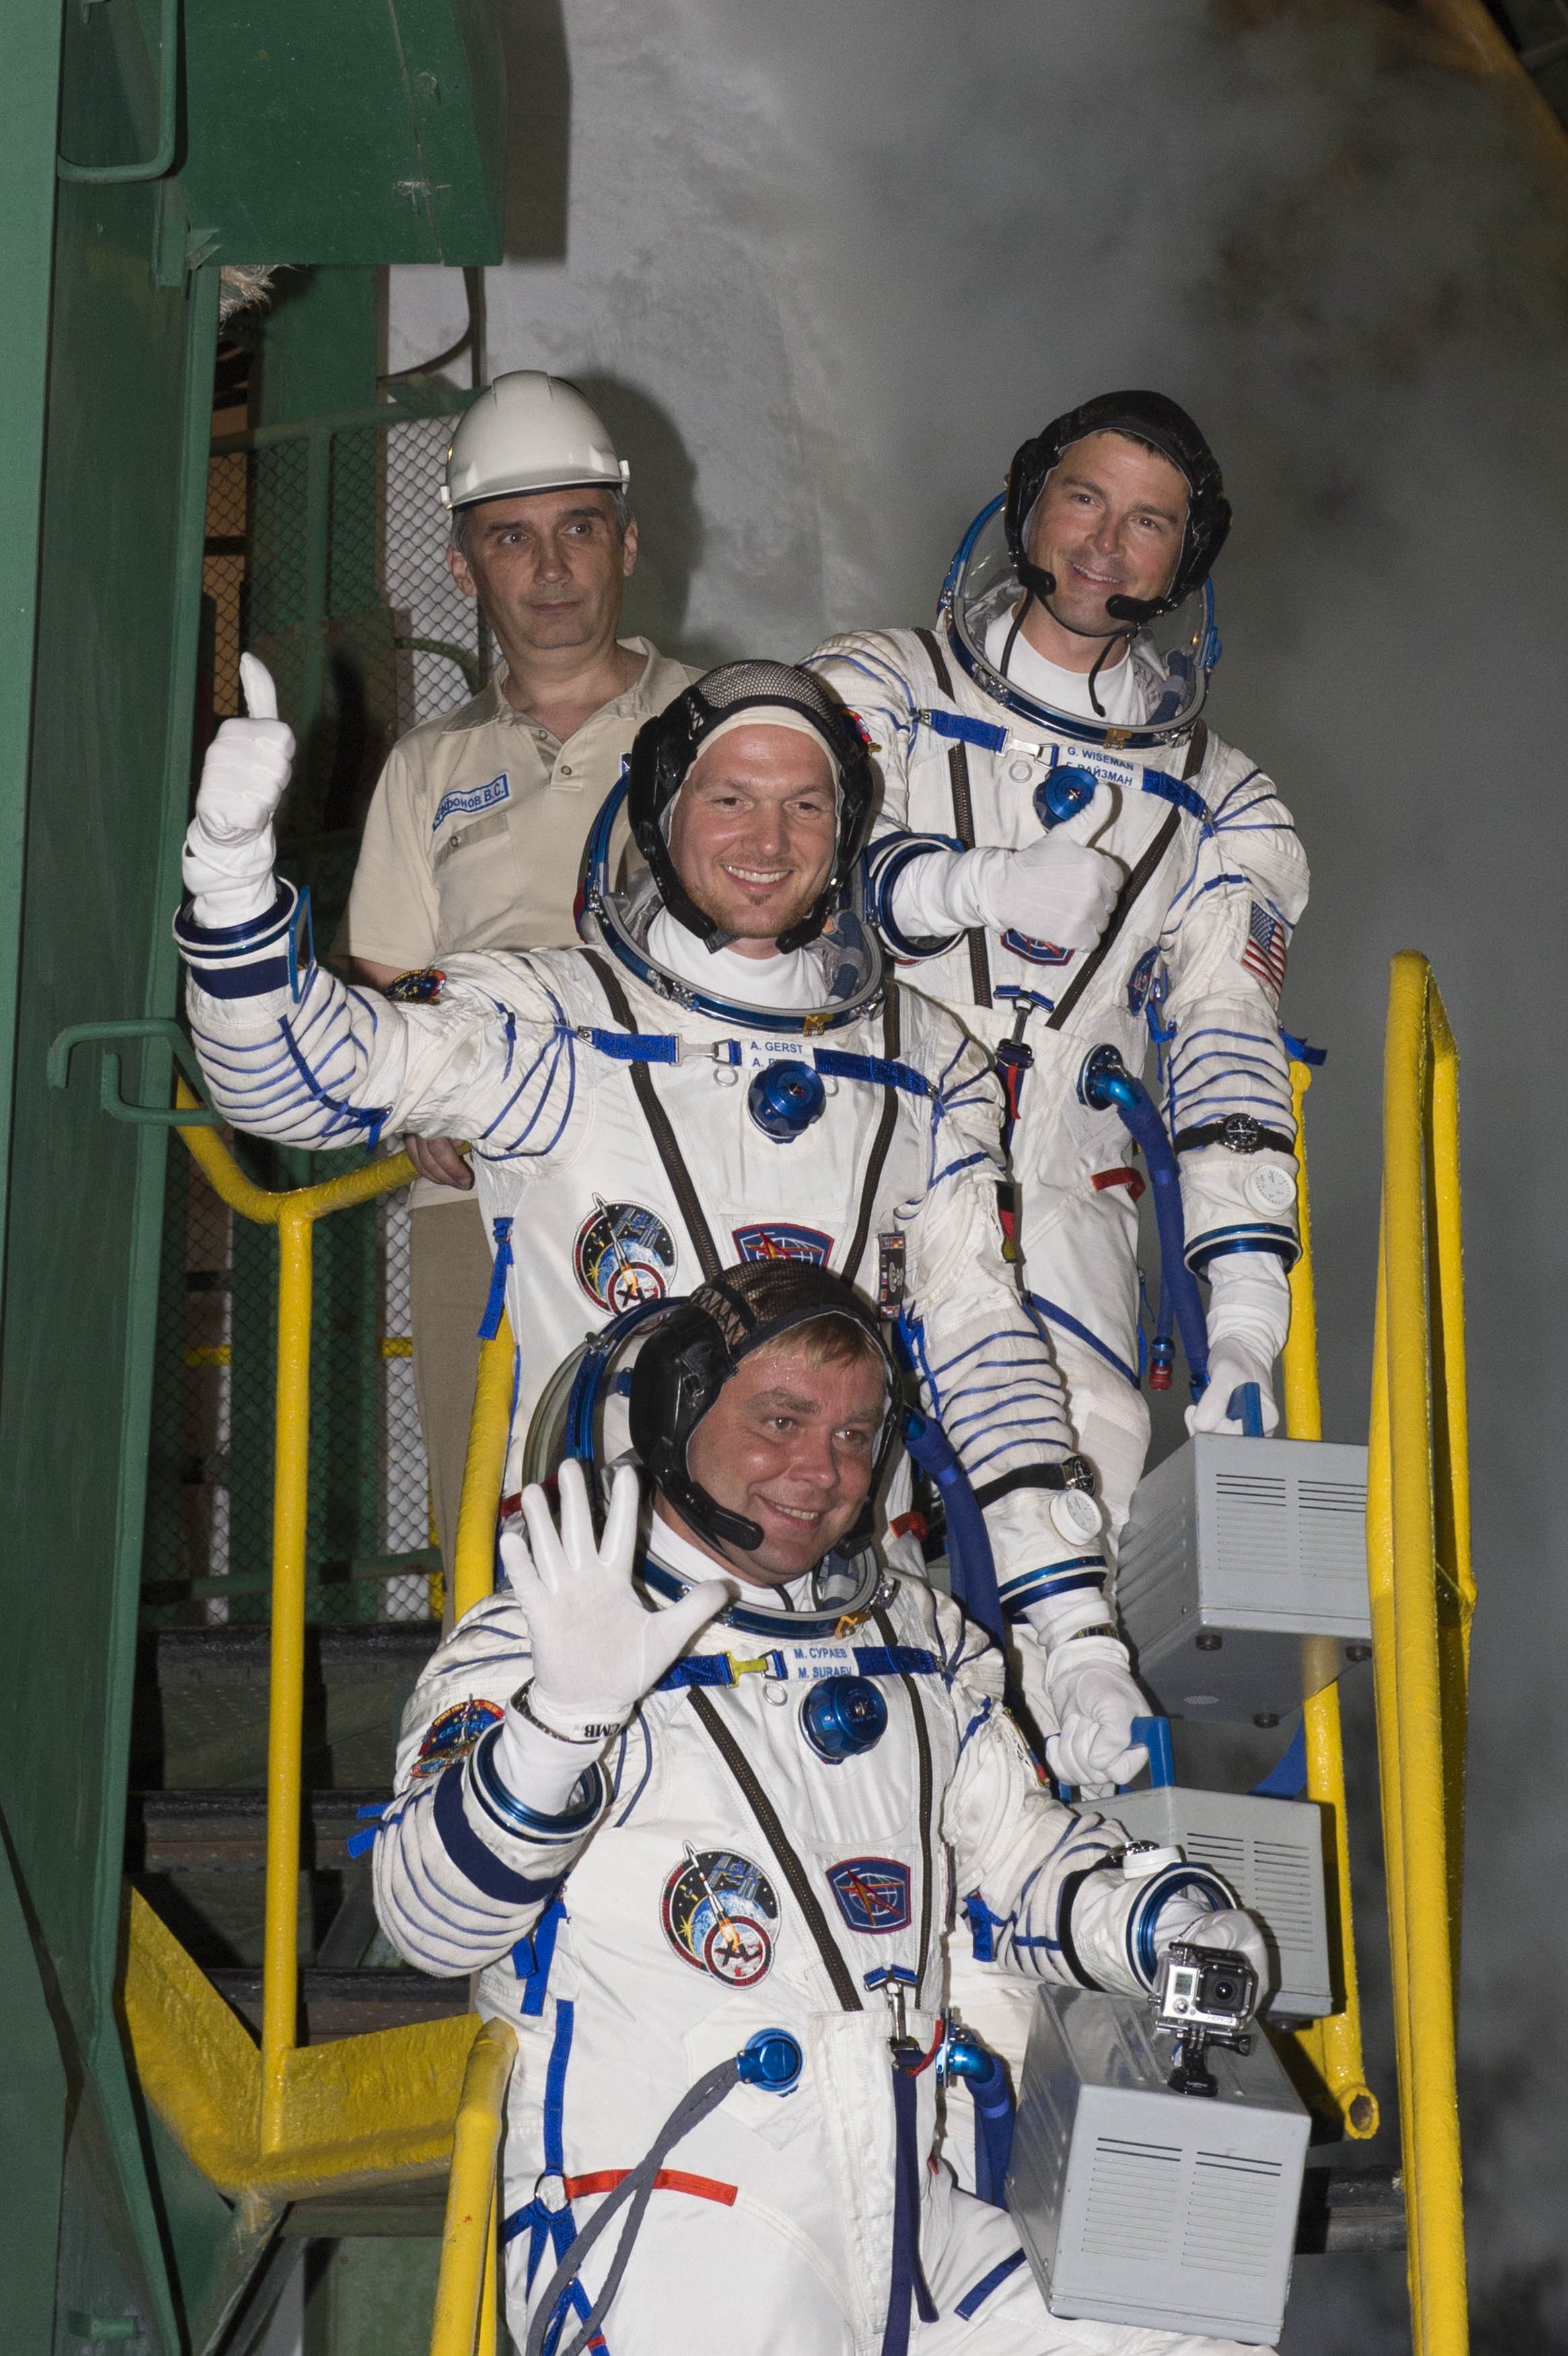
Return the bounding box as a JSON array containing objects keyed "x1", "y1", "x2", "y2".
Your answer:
[{"x1": 432, "y1": 773, "x2": 510, "y2": 832}]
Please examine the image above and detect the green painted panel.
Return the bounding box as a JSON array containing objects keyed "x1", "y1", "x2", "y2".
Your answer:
[
  {"x1": 0, "y1": 145, "x2": 222, "y2": 2342},
  {"x1": 181, "y1": 0, "x2": 505, "y2": 265},
  {"x1": 0, "y1": 1833, "x2": 69, "y2": 2349},
  {"x1": 252, "y1": 268, "x2": 381, "y2": 428},
  {"x1": 0, "y1": 3, "x2": 66, "y2": 1311},
  {"x1": 304, "y1": 2237, "x2": 441, "y2": 2355}
]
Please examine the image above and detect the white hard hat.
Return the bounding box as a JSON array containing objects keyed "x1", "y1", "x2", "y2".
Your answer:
[{"x1": 441, "y1": 371, "x2": 630, "y2": 511}]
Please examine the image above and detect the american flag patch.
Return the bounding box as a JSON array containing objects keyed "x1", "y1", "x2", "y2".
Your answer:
[{"x1": 1242, "y1": 901, "x2": 1288, "y2": 999}]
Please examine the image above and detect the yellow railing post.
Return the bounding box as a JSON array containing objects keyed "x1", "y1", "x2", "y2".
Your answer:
[
  {"x1": 1281, "y1": 1058, "x2": 1379, "y2": 2140},
  {"x1": 452, "y1": 1322, "x2": 517, "y2": 1623},
  {"x1": 261, "y1": 1202, "x2": 314, "y2": 2149},
  {"x1": 431, "y1": 2019, "x2": 518, "y2": 2356},
  {"x1": 172, "y1": 1080, "x2": 423, "y2": 2147},
  {"x1": 1370, "y1": 953, "x2": 1472, "y2": 2356}
]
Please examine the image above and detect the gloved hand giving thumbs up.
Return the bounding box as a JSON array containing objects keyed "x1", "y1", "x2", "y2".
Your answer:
[
  {"x1": 976, "y1": 778, "x2": 1122, "y2": 948},
  {"x1": 886, "y1": 777, "x2": 1121, "y2": 953},
  {"x1": 182, "y1": 655, "x2": 295, "y2": 927}
]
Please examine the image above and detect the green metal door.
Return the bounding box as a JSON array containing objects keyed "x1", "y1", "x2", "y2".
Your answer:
[{"x1": 0, "y1": 5, "x2": 503, "y2": 2346}]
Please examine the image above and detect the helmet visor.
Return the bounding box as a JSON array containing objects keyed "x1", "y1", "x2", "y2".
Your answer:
[{"x1": 942, "y1": 499, "x2": 1219, "y2": 748}]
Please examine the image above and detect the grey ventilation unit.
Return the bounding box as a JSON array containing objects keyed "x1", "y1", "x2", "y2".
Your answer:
[
  {"x1": 1116, "y1": 1435, "x2": 1371, "y2": 1722},
  {"x1": 1007, "y1": 1983, "x2": 1309, "y2": 2343},
  {"x1": 1088, "y1": 1787, "x2": 1331, "y2": 2020}
]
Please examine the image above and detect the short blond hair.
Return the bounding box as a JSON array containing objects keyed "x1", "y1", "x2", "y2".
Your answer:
[{"x1": 751, "y1": 1312, "x2": 888, "y2": 1380}]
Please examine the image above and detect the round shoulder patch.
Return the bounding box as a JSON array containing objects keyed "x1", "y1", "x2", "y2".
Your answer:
[
  {"x1": 409, "y1": 1696, "x2": 504, "y2": 1782},
  {"x1": 386, "y1": 967, "x2": 447, "y2": 1005}
]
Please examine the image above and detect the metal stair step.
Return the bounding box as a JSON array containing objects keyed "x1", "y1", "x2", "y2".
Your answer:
[
  {"x1": 207, "y1": 1966, "x2": 470, "y2": 2043},
  {"x1": 280, "y1": 2181, "x2": 449, "y2": 2238},
  {"x1": 127, "y1": 1787, "x2": 388, "y2": 1873},
  {"x1": 1295, "y1": 2163, "x2": 1406, "y2": 2254}
]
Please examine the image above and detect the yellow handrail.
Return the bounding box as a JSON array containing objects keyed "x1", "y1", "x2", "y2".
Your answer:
[
  {"x1": 174, "y1": 1078, "x2": 418, "y2": 2147},
  {"x1": 430, "y1": 2020, "x2": 518, "y2": 2356},
  {"x1": 452, "y1": 1321, "x2": 518, "y2": 1622},
  {"x1": 1369, "y1": 955, "x2": 1472, "y2": 2356},
  {"x1": 1280, "y1": 1058, "x2": 1378, "y2": 2139}
]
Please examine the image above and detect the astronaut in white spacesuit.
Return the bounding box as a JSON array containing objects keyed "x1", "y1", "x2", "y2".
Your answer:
[
  {"x1": 369, "y1": 1259, "x2": 1273, "y2": 2356},
  {"x1": 808, "y1": 392, "x2": 1308, "y2": 1595},
  {"x1": 176, "y1": 656, "x2": 1146, "y2": 1789}
]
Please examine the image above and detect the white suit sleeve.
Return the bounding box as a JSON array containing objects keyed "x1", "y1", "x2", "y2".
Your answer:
[
  {"x1": 900, "y1": 1012, "x2": 1108, "y2": 1610},
  {"x1": 808, "y1": 634, "x2": 975, "y2": 961},
  {"x1": 370, "y1": 1597, "x2": 609, "y2": 1978},
  {"x1": 1160, "y1": 749, "x2": 1310, "y2": 1276},
  {"x1": 944, "y1": 1673, "x2": 1237, "y2": 1995},
  {"x1": 176, "y1": 882, "x2": 581, "y2": 1160}
]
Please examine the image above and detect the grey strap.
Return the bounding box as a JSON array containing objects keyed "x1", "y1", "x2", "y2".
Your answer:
[
  {"x1": 526, "y1": 2057, "x2": 742, "y2": 2356},
  {"x1": 578, "y1": 949, "x2": 723, "y2": 1282},
  {"x1": 915, "y1": 627, "x2": 991, "y2": 1009}
]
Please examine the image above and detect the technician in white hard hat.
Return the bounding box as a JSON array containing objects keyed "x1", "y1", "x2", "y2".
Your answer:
[{"x1": 336, "y1": 372, "x2": 699, "y2": 1579}]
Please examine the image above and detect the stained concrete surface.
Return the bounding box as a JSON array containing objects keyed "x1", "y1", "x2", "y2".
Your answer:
[{"x1": 391, "y1": 7, "x2": 1568, "y2": 2343}]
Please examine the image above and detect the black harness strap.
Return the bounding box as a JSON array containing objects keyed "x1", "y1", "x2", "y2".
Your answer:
[
  {"x1": 839, "y1": 988, "x2": 902, "y2": 1290},
  {"x1": 582, "y1": 949, "x2": 903, "y2": 1298},
  {"x1": 915, "y1": 627, "x2": 991, "y2": 1010},
  {"x1": 1042, "y1": 806, "x2": 1180, "y2": 1035},
  {"x1": 579, "y1": 948, "x2": 723, "y2": 1283},
  {"x1": 872, "y1": 1603, "x2": 935, "y2": 1988},
  {"x1": 1042, "y1": 718, "x2": 1205, "y2": 1035},
  {"x1": 688, "y1": 1688, "x2": 863, "y2": 2011}
]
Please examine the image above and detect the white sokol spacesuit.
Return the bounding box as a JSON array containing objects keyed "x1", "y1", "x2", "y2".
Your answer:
[
  {"x1": 369, "y1": 1267, "x2": 1273, "y2": 2356},
  {"x1": 175, "y1": 660, "x2": 1147, "y2": 1786},
  {"x1": 808, "y1": 394, "x2": 1309, "y2": 1587}
]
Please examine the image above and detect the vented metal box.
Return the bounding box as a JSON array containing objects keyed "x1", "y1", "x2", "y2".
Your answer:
[
  {"x1": 1094, "y1": 1788, "x2": 1331, "y2": 2020},
  {"x1": 1116, "y1": 1435, "x2": 1371, "y2": 1721},
  {"x1": 1007, "y1": 1984, "x2": 1310, "y2": 2344}
]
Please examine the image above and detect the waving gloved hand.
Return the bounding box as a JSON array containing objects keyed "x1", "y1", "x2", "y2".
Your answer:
[
  {"x1": 1035, "y1": 1631, "x2": 1149, "y2": 1796},
  {"x1": 1151, "y1": 1892, "x2": 1272, "y2": 2012},
  {"x1": 1187, "y1": 1255, "x2": 1291, "y2": 1438},
  {"x1": 504, "y1": 1458, "x2": 733, "y2": 1741},
  {"x1": 183, "y1": 655, "x2": 295, "y2": 928}
]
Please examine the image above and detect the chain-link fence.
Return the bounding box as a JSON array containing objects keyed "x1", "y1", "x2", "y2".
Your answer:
[
  {"x1": 147, "y1": 394, "x2": 483, "y2": 1628},
  {"x1": 142, "y1": 1136, "x2": 437, "y2": 1628},
  {"x1": 205, "y1": 402, "x2": 487, "y2": 923}
]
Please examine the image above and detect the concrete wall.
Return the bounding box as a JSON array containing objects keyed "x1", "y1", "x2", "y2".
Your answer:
[{"x1": 392, "y1": 5, "x2": 1568, "y2": 2343}]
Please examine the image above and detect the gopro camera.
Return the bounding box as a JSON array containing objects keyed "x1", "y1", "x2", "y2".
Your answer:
[
  {"x1": 1153, "y1": 1941, "x2": 1258, "y2": 2098},
  {"x1": 1154, "y1": 1941, "x2": 1258, "y2": 2038}
]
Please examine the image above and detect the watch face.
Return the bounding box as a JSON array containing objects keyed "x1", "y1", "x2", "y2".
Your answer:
[
  {"x1": 1222, "y1": 1115, "x2": 1261, "y2": 1151},
  {"x1": 1050, "y1": 1487, "x2": 1105, "y2": 1544},
  {"x1": 1244, "y1": 1163, "x2": 1298, "y2": 1215}
]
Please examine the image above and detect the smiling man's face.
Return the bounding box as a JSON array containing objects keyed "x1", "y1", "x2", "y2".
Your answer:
[
  {"x1": 665, "y1": 724, "x2": 837, "y2": 957},
  {"x1": 1025, "y1": 428, "x2": 1188, "y2": 644},
  {"x1": 671, "y1": 1336, "x2": 888, "y2": 1583}
]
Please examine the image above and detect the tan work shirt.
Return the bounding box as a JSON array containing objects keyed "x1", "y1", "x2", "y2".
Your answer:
[
  {"x1": 336, "y1": 634, "x2": 699, "y2": 1207},
  {"x1": 337, "y1": 637, "x2": 699, "y2": 970}
]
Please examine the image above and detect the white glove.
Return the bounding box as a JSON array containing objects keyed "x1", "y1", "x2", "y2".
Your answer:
[
  {"x1": 1152, "y1": 1894, "x2": 1272, "y2": 2013},
  {"x1": 1187, "y1": 1253, "x2": 1291, "y2": 1437},
  {"x1": 182, "y1": 654, "x2": 295, "y2": 928},
  {"x1": 888, "y1": 783, "x2": 1120, "y2": 952},
  {"x1": 502, "y1": 1459, "x2": 733, "y2": 1741},
  {"x1": 975, "y1": 833, "x2": 1120, "y2": 949},
  {"x1": 1039, "y1": 1632, "x2": 1148, "y2": 1795}
]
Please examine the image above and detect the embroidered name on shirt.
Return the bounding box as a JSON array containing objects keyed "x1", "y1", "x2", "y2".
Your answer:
[{"x1": 432, "y1": 773, "x2": 510, "y2": 831}]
